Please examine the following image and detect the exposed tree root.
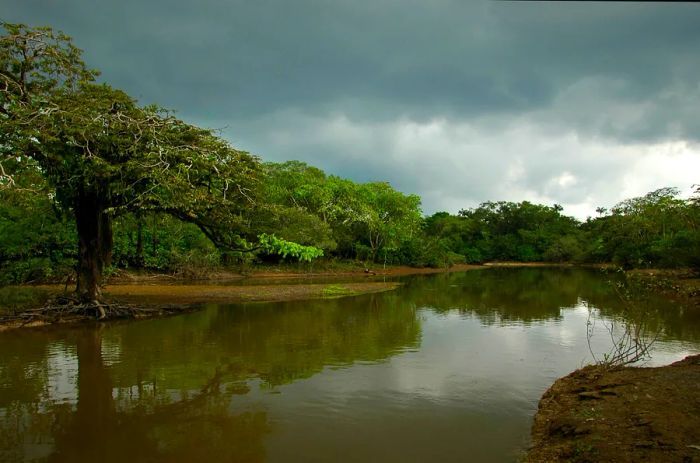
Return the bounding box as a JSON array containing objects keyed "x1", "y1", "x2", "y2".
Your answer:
[{"x1": 1, "y1": 295, "x2": 197, "y2": 329}]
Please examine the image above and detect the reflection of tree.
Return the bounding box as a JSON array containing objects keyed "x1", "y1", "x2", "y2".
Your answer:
[
  {"x1": 3, "y1": 268, "x2": 697, "y2": 461},
  {"x1": 1, "y1": 292, "x2": 421, "y2": 461},
  {"x1": 0, "y1": 330, "x2": 55, "y2": 408},
  {"x1": 105, "y1": 292, "x2": 421, "y2": 391},
  {"x1": 0, "y1": 329, "x2": 270, "y2": 463},
  {"x1": 49, "y1": 329, "x2": 134, "y2": 462},
  {"x1": 586, "y1": 281, "x2": 700, "y2": 343},
  {"x1": 399, "y1": 268, "x2": 593, "y2": 323},
  {"x1": 399, "y1": 268, "x2": 700, "y2": 341},
  {"x1": 400, "y1": 268, "x2": 644, "y2": 325}
]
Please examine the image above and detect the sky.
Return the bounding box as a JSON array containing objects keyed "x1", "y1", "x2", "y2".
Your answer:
[{"x1": 3, "y1": 0, "x2": 700, "y2": 219}]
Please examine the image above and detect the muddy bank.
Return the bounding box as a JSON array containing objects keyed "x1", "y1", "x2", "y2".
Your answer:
[
  {"x1": 105, "y1": 263, "x2": 483, "y2": 283},
  {"x1": 0, "y1": 281, "x2": 402, "y2": 331},
  {"x1": 525, "y1": 354, "x2": 700, "y2": 462},
  {"x1": 525, "y1": 267, "x2": 700, "y2": 462},
  {"x1": 104, "y1": 281, "x2": 401, "y2": 305},
  {"x1": 1, "y1": 263, "x2": 486, "y2": 331}
]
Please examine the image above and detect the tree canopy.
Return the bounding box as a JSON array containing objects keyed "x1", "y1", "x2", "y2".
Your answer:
[{"x1": 1, "y1": 23, "x2": 263, "y2": 302}]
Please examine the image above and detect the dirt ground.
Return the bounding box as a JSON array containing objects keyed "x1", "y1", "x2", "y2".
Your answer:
[{"x1": 525, "y1": 354, "x2": 700, "y2": 463}]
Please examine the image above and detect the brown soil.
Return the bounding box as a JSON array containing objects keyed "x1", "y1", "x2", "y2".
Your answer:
[
  {"x1": 525, "y1": 268, "x2": 700, "y2": 462},
  {"x1": 484, "y1": 262, "x2": 578, "y2": 267},
  {"x1": 525, "y1": 355, "x2": 700, "y2": 463}
]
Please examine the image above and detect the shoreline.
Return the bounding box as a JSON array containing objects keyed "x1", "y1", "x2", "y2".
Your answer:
[
  {"x1": 0, "y1": 263, "x2": 484, "y2": 331},
  {"x1": 524, "y1": 266, "x2": 700, "y2": 462},
  {"x1": 3, "y1": 263, "x2": 696, "y2": 333},
  {"x1": 524, "y1": 355, "x2": 700, "y2": 462},
  {"x1": 104, "y1": 262, "x2": 484, "y2": 283}
]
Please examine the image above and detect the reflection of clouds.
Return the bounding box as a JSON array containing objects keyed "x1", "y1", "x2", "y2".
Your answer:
[
  {"x1": 279, "y1": 302, "x2": 700, "y2": 419},
  {"x1": 45, "y1": 342, "x2": 78, "y2": 406},
  {"x1": 100, "y1": 338, "x2": 122, "y2": 367}
]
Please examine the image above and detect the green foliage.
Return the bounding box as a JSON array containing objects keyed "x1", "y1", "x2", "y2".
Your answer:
[
  {"x1": 1, "y1": 24, "x2": 698, "y2": 281},
  {"x1": 261, "y1": 162, "x2": 423, "y2": 264},
  {"x1": 0, "y1": 175, "x2": 76, "y2": 283},
  {"x1": 423, "y1": 202, "x2": 582, "y2": 264},
  {"x1": 582, "y1": 187, "x2": 700, "y2": 269},
  {"x1": 258, "y1": 234, "x2": 324, "y2": 262},
  {"x1": 0, "y1": 23, "x2": 262, "y2": 296},
  {"x1": 112, "y1": 213, "x2": 221, "y2": 272},
  {"x1": 543, "y1": 235, "x2": 585, "y2": 263}
]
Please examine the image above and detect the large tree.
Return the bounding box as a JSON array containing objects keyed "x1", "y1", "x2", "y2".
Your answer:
[{"x1": 1, "y1": 23, "x2": 260, "y2": 304}]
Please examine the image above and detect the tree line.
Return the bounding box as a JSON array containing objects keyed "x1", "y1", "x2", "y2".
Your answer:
[
  {"x1": 1, "y1": 23, "x2": 699, "y2": 299},
  {"x1": 426, "y1": 186, "x2": 699, "y2": 269}
]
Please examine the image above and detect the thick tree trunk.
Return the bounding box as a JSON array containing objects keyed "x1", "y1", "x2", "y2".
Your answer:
[{"x1": 75, "y1": 190, "x2": 112, "y2": 303}]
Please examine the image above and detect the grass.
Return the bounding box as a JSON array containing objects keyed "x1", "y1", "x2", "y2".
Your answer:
[{"x1": 321, "y1": 284, "x2": 358, "y2": 298}]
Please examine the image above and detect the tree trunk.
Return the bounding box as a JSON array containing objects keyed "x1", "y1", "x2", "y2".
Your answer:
[{"x1": 75, "y1": 190, "x2": 112, "y2": 303}]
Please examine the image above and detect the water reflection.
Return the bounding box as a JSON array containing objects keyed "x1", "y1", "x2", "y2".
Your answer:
[
  {"x1": 399, "y1": 267, "x2": 615, "y2": 323},
  {"x1": 401, "y1": 268, "x2": 700, "y2": 341},
  {"x1": 1, "y1": 268, "x2": 698, "y2": 462},
  {"x1": 0, "y1": 293, "x2": 420, "y2": 462}
]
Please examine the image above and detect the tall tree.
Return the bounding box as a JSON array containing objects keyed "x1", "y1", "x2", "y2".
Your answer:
[
  {"x1": 1, "y1": 23, "x2": 260, "y2": 304},
  {"x1": 351, "y1": 182, "x2": 422, "y2": 263}
]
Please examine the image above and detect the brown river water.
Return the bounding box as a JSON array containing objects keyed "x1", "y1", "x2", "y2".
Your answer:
[{"x1": 1, "y1": 267, "x2": 699, "y2": 462}]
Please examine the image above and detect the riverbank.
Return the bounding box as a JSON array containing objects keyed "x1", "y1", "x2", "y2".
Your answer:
[
  {"x1": 525, "y1": 267, "x2": 700, "y2": 462},
  {"x1": 104, "y1": 262, "x2": 482, "y2": 283},
  {"x1": 0, "y1": 263, "x2": 482, "y2": 331},
  {"x1": 525, "y1": 354, "x2": 700, "y2": 462},
  {"x1": 0, "y1": 281, "x2": 402, "y2": 332}
]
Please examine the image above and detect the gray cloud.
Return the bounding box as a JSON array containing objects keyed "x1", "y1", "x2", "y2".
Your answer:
[{"x1": 3, "y1": 0, "x2": 700, "y2": 217}]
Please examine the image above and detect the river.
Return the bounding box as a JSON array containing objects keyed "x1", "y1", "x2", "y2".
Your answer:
[{"x1": 1, "y1": 267, "x2": 699, "y2": 462}]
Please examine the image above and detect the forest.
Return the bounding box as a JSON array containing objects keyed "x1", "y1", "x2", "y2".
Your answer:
[{"x1": 1, "y1": 23, "x2": 699, "y2": 295}]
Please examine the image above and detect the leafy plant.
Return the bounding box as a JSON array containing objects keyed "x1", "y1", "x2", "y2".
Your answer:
[{"x1": 258, "y1": 234, "x2": 324, "y2": 262}]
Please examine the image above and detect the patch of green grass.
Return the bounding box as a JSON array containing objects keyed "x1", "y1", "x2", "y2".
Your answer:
[
  {"x1": 321, "y1": 284, "x2": 357, "y2": 298},
  {"x1": 0, "y1": 286, "x2": 51, "y2": 317}
]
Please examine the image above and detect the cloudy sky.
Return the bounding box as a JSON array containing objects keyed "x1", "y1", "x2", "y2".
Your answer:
[{"x1": 4, "y1": 0, "x2": 700, "y2": 218}]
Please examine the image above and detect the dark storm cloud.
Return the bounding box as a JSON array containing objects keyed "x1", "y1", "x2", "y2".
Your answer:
[
  {"x1": 7, "y1": 1, "x2": 700, "y2": 133},
  {"x1": 3, "y1": 0, "x2": 700, "y2": 217}
]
